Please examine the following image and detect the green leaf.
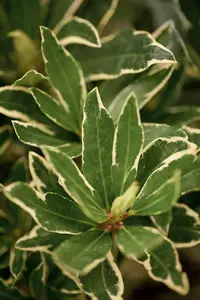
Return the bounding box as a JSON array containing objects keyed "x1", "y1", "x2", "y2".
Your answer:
[
  {"x1": 53, "y1": 230, "x2": 112, "y2": 275},
  {"x1": 111, "y1": 182, "x2": 139, "y2": 218},
  {"x1": 3, "y1": 182, "x2": 93, "y2": 234},
  {"x1": 137, "y1": 137, "x2": 195, "y2": 185},
  {"x1": 168, "y1": 203, "x2": 200, "y2": 248},
  {"x1": 43, "y1": 148, "x2": 107, "y2": 223},
  {"x1": 30, "y1": 87, "x2": 74, "y2": 131},
  {"x1": 143, "y1": 123, "x2": 188, "y2": 147},
  {"x1": 14, "y1": 70, "x2": 48, "y2": 87},
  {"x1": 132, "y1": 169, "x2": 181, "y2": 216},
  {"x1": 180, "y1": 156, "x2": 200, "y2": 195},
  {"x1": 0, "y1": 278, "x2": 28, "y2": 299},
  {"x1": 112, "y1": 93, "x2": 143, "y2": 196},
  {"x1": 0, "y1": 125, "x2": 12, "y2": 156},
  {"x1": 151, "y1": 211, "x2": 172, "y2": 235},
  {"x1": 13, "y1": 121, "x2": 79, "y2": 157},
  {"x1": 133, "y1": 150, "x2": 198, "y2": 215},
  {"x1": 40, "y1": 26, "x2": 86, "y2": 133},
  {"x1": 82, "y1": 88, "x2": 115, "y2": 208},
  {"x1": 8, "y1": 0, "x2": 40, "y2": 39},
  {"x1": 47, "y1": 0, "x2": 84, "y2": 30},
  {"x1": 9, "y1": 248, "x2": 26, "y2": 281},
  {"x1": 159, "y1": 106, "x2": 200, "y2": 126},
  {"x1": 16, "y1": 225, "x2": 67, "y2": 253},
  {"x1": 108, "y1": 64, "x2": 175, "y2": 121},
  {"x1": 0, "y1": 86, "x2": 51, "y2": 125},
  {"x1": 80, "y1": 253, "x2": 124, "y2": 300},
  {"x1": 57, "y1": 17, "x2": 101, "y2": 48},
  {"x1": 118, "y1": 226, "x2": 189, "y2": 295},
  {"x1": 29, "y1": 152, "x2": 65, "y2": 195},
  {"x1": 72, "y1": 28, "x2": 176, "y2": 81}
]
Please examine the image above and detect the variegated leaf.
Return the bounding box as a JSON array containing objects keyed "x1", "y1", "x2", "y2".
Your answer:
[
  {"x1": 0, "y1": 279, "x2": 27, "y2": 299},
  {"x1": 16, "y1": 225, "x2": 67, "y2": 253},
  {"x1": 57, "y1": 17, "x2": 101, "y2": 48},
  {"x1": 53, "y1": 230, "x2": 112, "y2": 276},
  {"x1": 72, "y1": 28, "x2": 176, "y2": 81},
  {"x1": 29, "y1": 152, "x2": 65, "y2": 195},
  {"x1": 3, "y1": 183, "x2": 93, "y2": 234},
  {"x1": 183, "y1": 126, "x2": 200, "y2": 148},
  {"x1": 29, "y1": 254, "x2": 47, "y2": 299},
  {"x1": 80, "y1": 253, "x2": 124, "y2": 300},
  {"x1": 112, "y1": 93, "x2": 143, "y2": 196},
  {"x1": 151, "y1": 211, "x2": 172, "y2": 235},
  {"x1": 108, "y1": 64, "x2": 175, "y2": 121},
  {"x1": 41, "y1": 26, "x2": 86, "y2": 133},
  {"x1": 118, "y1": 226, "x2": 189, "y2": 295},
  {"x1": 159, "y1": 106, "x2": 200, "y2": 126},
  {"x1": 168, "y1": 203, "x2": 200, "y2": 248},
  {"x1": 14, "y1": 70, "x2": 48, "y2": 86},
  {"x1": 0, "y1": 125, "x2": 12, "y2": 156},
  {"x1": 82, "y1": 88, "x2": 114, "y2": 208},
  {"x1": 143, "y1": 123, "x2": 188, "y2": 147},
  {"x1": 9, "y1": 248, "x2": 26, "y2": 280}
]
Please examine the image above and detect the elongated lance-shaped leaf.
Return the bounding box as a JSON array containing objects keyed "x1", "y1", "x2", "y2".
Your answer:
[
  {"x1": 29, "y1": 152, "x2": 65, "y2": 195},
  {"x1": 132, "y1": 150, "x2": 198, "y2": 216},
  {"x1": 53, "y1": 230, "x2": 112, "y2": 276},
  {"x1": 16, "y1": 225, "x2": 68, "y2": 253},
  {"x1": 168, "y1": 203, "x2": 200, "y2": 248},
  {"x1": 72, "y1": 28, "x2": 176, "y2": 81},
  {"x1": 137, "y1": 137, "x2": 195, "y2": 185},
  {"x1": 9, "y1": 248, "x2": 26, "y2": 281},
  {"x1": 0, "y1": 125, "x2": 12, "y2": 156},
  {"x1": 111, "y1": 182, "x2": 139, "y2": 217},
  {"x1": 13, "y1": 121, "x2": 80, "y2": 158},
  {"x1": 108, "y1": 64, "x2": 175, "y2": 121},
  {"x1": 3, "y1": 183, "x2": 93, "y2": 234},
  {"x1": 30, "y1": 255, "x2": 47, "y2": 300},
  {"x1": 0, "y1": 86, "x2": 51, "y2": 126},
  {"x1": 143, "y1": 123, "x2": 188, "y2": 147},
  {"x1": 40, "y1": 26, "x2": 86, "y2": 133},
  {"x1": 151, "y1": 211, "x2": 172, "y2": 235},
  {"x1": 80, "y1": 252, "x2": 124, "y2": 300},
  {"x1": 43, "y1": 148, "x2": 108, "y2": 223},
  {"x1": 82, "y1": 88, "x2": 115, "y2": 208},
  {"x1": 14, "y1": 70, "x2": 48, "y2": 86},
  {"x1": 30, "y1": 87, "x2": 73, "y2": 131},
  {"x1": 57, "y1": 17, "x2": 101, "y2": 48},
  {"x1": 112, "y1": 93, "x2": 144, "y2": 196},
  {"x1": 118, "y1": 226, "x2": 189, "y2": 295}
]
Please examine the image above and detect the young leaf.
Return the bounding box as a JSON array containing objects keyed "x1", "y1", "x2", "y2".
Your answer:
[
  {"x1": 53, "y1": 230, "x2": 112, "y2": 275},
  {"x1": 118, "y1": 226, "x2": 189, "y2": 295},
  {"x1": 112, "y1": 93, "x2": 144, "y2": 196},
  {"x1": 168, "y1": 203, "x2": 200, "y2": 248},
  {"x1": 13, "y1": 121, "x2": 80, "y2": 158},
  {"x1": 111, "y1": 182, "x2": 139, "y2": 217},
  {"x1": 108, "y1": 64, "x2": 175, "y2": 121},
  {"x1": 143, "y1": 123, "x2": 188, "y2": 147},
  {"x1": 132, "y1": 170, "x2": 181, "y2": 216},
  {"x1": 29, "y1": 152, "x2": 65, "y2": 195},
  {"x1": 14, "y1": 70, "x2": 48, "y2": 87},
  {"x1": 30, "y1": 87, "x2": 74, "y2": 131},
  {"x1": 43, "y1": 148, "x2": 108, "y2": 223},
  {"x1": 137, "y1": 137, "x2": 195, "y2": 185},
  {"x1": 9, "y1": 248, "x2": 26, "y2": 280},
  {"x1": 72, "y1": 28, "x2": 176, "y2": 81},
  {"x1": 82, "y1": 88, "x2": 115, "y2": 208},
  {"x1": 80, "y1": 253, "x2": 124, "y2": 300},
  {"x1": 3, "y1": 183, "x2": 93, "y2": 234},
  {"x1": 40, "y1": 26, "x2": 86, "y2": 133},
  {"x1": 57, "y1": 17, "x2": 101, "y2": 48},
  {"x1": 151, "y1": 211, "x2": 172, "y2": 235},
  {"x1": 16, "y1": 225, "x2": 67, "y2": 253},
  {"x1": 0, "y1": 125, "x2": 12, "y2": 156}
]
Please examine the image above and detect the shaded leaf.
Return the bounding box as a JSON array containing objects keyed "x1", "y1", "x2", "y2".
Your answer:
[{"x1": 14, "y1": 70, "x2": 48, "y2": 87}]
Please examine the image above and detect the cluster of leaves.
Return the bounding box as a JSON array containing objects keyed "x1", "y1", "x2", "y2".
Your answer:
[{"x1": 0, "y1": 0, "x2": 200, "y2": 299}]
